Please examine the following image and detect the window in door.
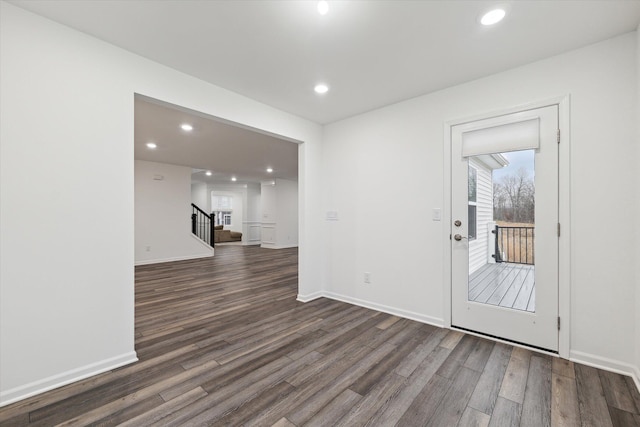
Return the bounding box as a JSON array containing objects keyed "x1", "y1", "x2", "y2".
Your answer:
[{"x1": 468, "y1": 166, "x2": 477, "y2": 240}]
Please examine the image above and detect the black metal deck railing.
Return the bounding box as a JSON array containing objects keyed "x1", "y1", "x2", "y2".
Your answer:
[{"x1": 493, "y1": 225, "x2": 534, "y2": 265}]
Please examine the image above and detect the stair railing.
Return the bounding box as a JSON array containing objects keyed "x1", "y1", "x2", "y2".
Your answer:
[{"x1": 191, "y1": 203, "x2": 215, "y2": 247}]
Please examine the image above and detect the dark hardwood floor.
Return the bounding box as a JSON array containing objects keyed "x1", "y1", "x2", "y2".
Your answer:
[{"x1": 1, "y1": 245, "x2": 640, "y2": 426}]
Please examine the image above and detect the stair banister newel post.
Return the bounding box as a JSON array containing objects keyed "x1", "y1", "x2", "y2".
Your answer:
[
  {"x1": 191, "y1": 213, "x2": 197, "y2": 235},
  {"x1": 210, "y1": 213, "x2": 215, "y2": 248}
]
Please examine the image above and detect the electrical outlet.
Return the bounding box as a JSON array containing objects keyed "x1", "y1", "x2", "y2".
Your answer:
[{"x1": 364, "y1": 272, "x2": 371, "y2": 284}]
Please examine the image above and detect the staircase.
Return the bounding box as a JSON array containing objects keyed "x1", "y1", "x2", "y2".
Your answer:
[{"x1": 191, "y1": 203, "x2": 215, "y2": 247}]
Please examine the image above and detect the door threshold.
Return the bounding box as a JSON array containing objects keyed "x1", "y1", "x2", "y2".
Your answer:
[{"x1": 451, "y1": 325, "x2": 559, "y2": 357}]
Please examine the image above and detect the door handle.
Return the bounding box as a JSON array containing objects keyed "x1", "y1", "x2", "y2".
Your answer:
[{"x1": 454, "y1": 234, "x2": 468, "y2": 241}]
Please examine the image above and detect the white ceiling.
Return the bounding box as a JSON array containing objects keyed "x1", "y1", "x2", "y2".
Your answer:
[
  {"x1": 10, "y1": 1, "x2": 640, "y2": 185},
  {"x1": 134, "y1": 96, "x2": 298, "y2": 185},
  {"x1": 10, "y1": 1, "x2": 640, "y2": 124}
]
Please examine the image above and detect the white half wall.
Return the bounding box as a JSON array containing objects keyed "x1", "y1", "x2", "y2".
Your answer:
[
  {"x1": 0, "y1": 2, "x2": 323, "y2": 405},
  {"x1": 135, "y1": 160, "x2": 213, "y2": 264},
  {"x1": 322, "y1": 32, "x2": 638, "y2": 374}
]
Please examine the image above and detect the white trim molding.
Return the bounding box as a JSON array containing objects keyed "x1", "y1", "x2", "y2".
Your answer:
[
  {"x1": 0, "y1": 352, "x2": 138, "y2": 407},
  {"x1": 297, "y1": 291, "x2": 443, "y2": 328},
  {"x1": 571, "y1": 350, "x2": 640, "y2": 388},
  {"x1": 261, "y1": 244, "x2": 298, "y2": 250},
  {"x1": 297, "y1": 291, "x2": 324, "y2": 303},
  {"x1": 135, "y1": 251, "x2": 213, "y2": 266}
]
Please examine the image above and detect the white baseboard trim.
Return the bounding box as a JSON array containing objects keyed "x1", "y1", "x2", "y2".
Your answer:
[
  {"x1": 297, "y1": 290, "x2": 443, "y2": 328},
  {"x1": 632, "y1": 366, "x2": 640, "y2": 394},
  {"x1": 570, "y1": 350, "x2": 640, "y2": 390},
  {"x1": 260, "y1": 244, "x2": 299, "y2": 250},
  {"x1": 135, "y1": 252, "x2": 213, "y2": 266},
  {"x1": 297, "y1": 291, "x2": 325, "y2": 302},
  {"x1": 0, "y1": 351, "x2": 138, "y2": 407}
]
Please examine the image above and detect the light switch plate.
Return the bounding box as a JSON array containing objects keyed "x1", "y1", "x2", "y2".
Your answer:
[
  {"x1": 432, "y1": 208, "x2": 441, "y2": 221},
  {"x1": 326, "y1": 211, "x2": 339, "y2": 221}
]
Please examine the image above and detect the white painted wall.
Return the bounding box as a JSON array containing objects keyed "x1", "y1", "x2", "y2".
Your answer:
[
  {"x1": 135, "y1": 160, "x2": 213, "y2": 264},
  {"x1": 191, "y1": 181, "x2": 208, "y2": 210},
  {"x1": 260, "y1": 181, "x2": 278, "y2": 246},
  {"x1": 260, "y1": 179, "x2": 299, "y2": 249},
  {"x1": 636, "y1": 23, "x2": 640, "y2": 385},
  {"x1": 0, "y1": 2, "x2": 323, "y2": 405},
  {"x1": 323, "y1": 33, "x2": 638, "y2": 373},
  {"x1": 245, "y1": 183, "x2": 262, "y2": 245},
  {"x1": 276, "y1": 179, "x2": 300, "y2": 248}
]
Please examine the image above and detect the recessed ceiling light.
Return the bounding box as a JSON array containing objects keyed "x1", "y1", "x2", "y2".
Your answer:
[
  {"x1": 317, "y1": 1, "x2": 329, "y2": 15},
  {"x1": 231, "y1": 177, "x2": 237, "y2": 182},
  {"x1": 314, "y1": 84, "x2": 329, "y2": 94},
  {"x1": 480, "y1": 9, "x2": 505, "y2": 26},
  {"x1": 205, "y1": 171, "x2": 212, "y2": 176},
  {"x1": 180, "y1": 123, "x2": 193, "y2": 131},
  {"x1": 266, "y1": 167, "x2": 273, "y2": 173},
  {"x1": 146, "y1": 142, "x2": 157, "y2": 149}
]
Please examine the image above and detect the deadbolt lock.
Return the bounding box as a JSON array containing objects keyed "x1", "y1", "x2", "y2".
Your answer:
[{"x1": 454, "y1": 220, "x2": 462, "y2": 227}]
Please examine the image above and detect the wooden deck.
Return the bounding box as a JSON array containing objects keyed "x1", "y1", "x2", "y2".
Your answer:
[{"x1": 469, "y1": 263, "x2": 535, "y2": 312}]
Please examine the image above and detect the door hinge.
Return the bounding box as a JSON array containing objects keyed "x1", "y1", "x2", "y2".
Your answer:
[
  {"x1": 557, "y1": 129, "x2": 561, "y2": 144},
  {"x1": 557, "y1": 223, "x2": 561, "y2": 237},
  {"x1": 558, "y1": 316, "x2": 561, "y2": 330}
]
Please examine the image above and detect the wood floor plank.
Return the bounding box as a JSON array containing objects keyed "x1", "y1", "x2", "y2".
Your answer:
[
  {"x1": 425, "y1": 367, "x2": 481, "y2": 427},
  {"x1": 488, "y1": 396, "x2": 521, "y2": 427},
  {"x1": 499, "y1": 347, "x2": 531, "y2": 404},
  {"x1": 552, "y1": 357, "x2": 576, "y2": 379},
  {"x1": 464, "y1": 337, "x2": 495, "y2": 372},
  {"x1": 1, "y1": 245, "x2": 638, "y2": 426},
  {"x1": 468, "y1": 342, "x2": 512, "y2": 414},
  {"x1": 336, "y1": 372, "x2": 406, "y2": 427},
  {"x1": 435, "y1": 334, "x2": 478, "y2": 379},
  {"x1": 625, "y1": 375, "x2": 640, "y2": 415},
  {"x1": 394, "y1": 327, "x2": 448, "y2": 378},
  {"x1": 365, "y1": 346, "x2": 452, "y2": 426},
  {"x1": 520, "y1": 355, "x2": 552, "y2": 427},
  {"x1": 285, "y1": 343, "x2": 397, "y2": 425},
  {"x1": 599, "y1": 369, "x2": 640, "y2": 413},
  {"x1": 458, "y1": 406, "x2": 491, "y2": 427},
  {"x1": 396, "y1": 374, "x2": 451, "y2": 426},
  {"x1": 608, "y1": 406, "x2": 640, "y2": 427},
  {"x1": 117, "y1": 387, "x2": 208, "y2": 427},
  {"x1": 551, "y1": 372, "x2": 581, "y2": 426},
  {"x1": 302, "y1": 388, "x2": 362, "y2": 427},
  {"x1": 574, "y1": 363, "x2": 613, "y2": 427}
]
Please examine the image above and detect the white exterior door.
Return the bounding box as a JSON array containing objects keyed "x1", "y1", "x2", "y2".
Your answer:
[{"x1": 451, "y1": 105, "x2": 559, "y2": 351}]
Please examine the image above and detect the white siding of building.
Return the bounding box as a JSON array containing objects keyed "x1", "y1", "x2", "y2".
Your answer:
[{"x1": 469, "y1": 158, "x2": 494, "y2": 274}]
